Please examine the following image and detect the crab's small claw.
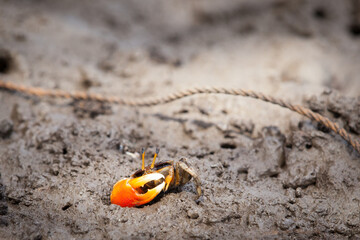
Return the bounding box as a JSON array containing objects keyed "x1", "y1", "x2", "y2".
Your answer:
[{"x1": 110, "y1": 173, "x2": 165, "y2": 207}]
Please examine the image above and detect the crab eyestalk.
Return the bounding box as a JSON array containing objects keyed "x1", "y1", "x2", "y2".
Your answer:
[{"x1": 110, "y1": 173, "x2": 165, "y2": 207}]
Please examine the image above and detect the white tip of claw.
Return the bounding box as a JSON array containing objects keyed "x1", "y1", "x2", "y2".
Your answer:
[{"x1": 149, "y1": 181, "x2": 166, "y2": 195}]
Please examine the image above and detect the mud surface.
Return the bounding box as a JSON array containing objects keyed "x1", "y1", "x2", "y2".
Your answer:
[{"x1": 0, "y1": 0, "x2": 360, "y2": 239}]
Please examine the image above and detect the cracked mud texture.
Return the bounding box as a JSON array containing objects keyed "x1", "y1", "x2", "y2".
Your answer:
[{"x1": 0, "y1": 0, "x2": 360, "y2": 239}]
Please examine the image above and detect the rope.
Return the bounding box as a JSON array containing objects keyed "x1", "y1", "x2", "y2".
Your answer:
[{"x1": 0, "y1": 79, "x2": 359, "y2": 154}]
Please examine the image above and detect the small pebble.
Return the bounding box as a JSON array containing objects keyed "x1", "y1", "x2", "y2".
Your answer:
[
  {"x1": 50, "y1": 165, "x2": 59, "y2": 176},
  {"x1": 0, "y1": 119, "x2": 13, "y2": 139},
  {"x1": 295, "y1": 187, "x2": 302, "y2": 198},
  {"x1": 278, "y1": 218, "x2": 295, "y2": 230},
  {"x1": 187, "y1": 209, "x2": 199, "y2": 219}
]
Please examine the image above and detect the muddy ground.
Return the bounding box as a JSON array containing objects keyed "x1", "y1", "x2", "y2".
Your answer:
[{"x1": 0, "y1": 0, "x2": 360, "y2": 239}]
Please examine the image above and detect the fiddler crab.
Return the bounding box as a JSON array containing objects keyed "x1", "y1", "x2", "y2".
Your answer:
[{"x1": 110, "y1": 148, "x2": 202, "y2": 207}]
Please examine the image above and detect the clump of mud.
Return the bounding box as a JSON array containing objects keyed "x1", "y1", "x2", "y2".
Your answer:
[{"x1": 306, "y1": 90, "x2": 360, "y2": 135}]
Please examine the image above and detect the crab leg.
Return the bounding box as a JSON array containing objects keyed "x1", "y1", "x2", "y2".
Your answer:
[
  {"x1": 141, "y1": 148, "x2": 145, "y2": 170},
  {"x1": 150, "y1": 148, "x2": 160, "y2": 168},
  {"x1": 177, "y1": 159, "x2": 202, "y2": 199}
]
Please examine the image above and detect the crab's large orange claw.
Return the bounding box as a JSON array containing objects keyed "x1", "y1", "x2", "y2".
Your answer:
[{"x1": 110, "y1": 173, "x2": 165, "y2": 207}]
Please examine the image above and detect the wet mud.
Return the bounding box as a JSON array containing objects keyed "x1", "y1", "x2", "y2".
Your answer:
[{"x1": 0, "y1": 0, "x2": 360, "y2": 239}]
